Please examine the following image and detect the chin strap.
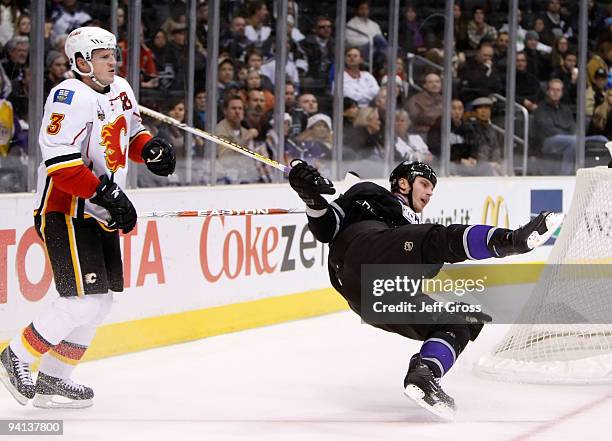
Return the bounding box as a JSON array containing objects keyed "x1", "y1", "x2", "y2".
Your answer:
[{"x1": 71, "y1": 60, "x2": 110, "y2": 88}]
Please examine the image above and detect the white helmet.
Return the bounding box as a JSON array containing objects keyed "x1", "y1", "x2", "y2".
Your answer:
[{"x1": 65, "y1": 27, "x2": 116, "y2": 86}]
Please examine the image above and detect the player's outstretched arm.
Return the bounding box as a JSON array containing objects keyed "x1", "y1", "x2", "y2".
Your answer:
[{"x1": 288, "y1": 159, "x2": 338, "y2": 243}]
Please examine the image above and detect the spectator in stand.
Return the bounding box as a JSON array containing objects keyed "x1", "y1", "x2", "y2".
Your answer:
[
  {"x1": 500, "y1": 8, "x2": 526, "y2": 51},
  {"x1": 533, "y1": 79, "x2": 576, "y2": 175},
  {"x1": 245, "y1": 47, "x2": 274, "y2": 91},
  {"x1": 587, "y1": 42, "x2": 612, "y2": 87},
  {"x1": 245, "y1": 0, "x2": 272, "y2": 55},
  {"x1": 215, "y1": 95, "x2": 261, "y2": 184},
  {"x1": 524, "y1": 31, "x2": 552, "y2": 82},
  {"x1": 343, "y1": 46, "x2": 380, "y2": 107},
  {"x1": 2, "y1": 36, "x2": 28, "y2": 82},
  {"x1": 244, "y1": 88, "x2": 268, "y2": 140},
  {"x1": 493, "y1": 31, "x2": 510, "y2": 78},
  {"x1": 586, "y1": 68, "x2": 608, "y2": 117},
  {"x1": 550, "y1": 36, "x2": 569, "y2": 71},
  {"x1": 51, "y1": 0, "x2": 92, "y2": 38},
  {"x1": 243, "y1": 68, "x2": 274, "y2": 114},
  {"x1": 595, "y1": 17, "x2": 612, "y2": 50},
  {"x1": 196, "y1": 1, "x2": 208, "y2": 48},
  {"x1": 0, "y1": 0, "x2": 20, "y2": 47},
  {"x1": 43, "y1": 50, "x2": 68, "y2": 100},
  {"x1": 160, "y1": 3, "x2": 186, "y2": 36},
  {"x1": 194, "y1": 90, "x2": 206, "y2": 130},
  {"x1": 297, "y1": 93, "x2": 319, "y2": 117},
  {"x1": 259, "y1": 41, "x2": 301, "y2": 88},
  {"x1": 166, "y1": 23, "x2": 206, "y2": 92},
  {"x1": 588, "y1": 88, "x2": 612, "y2": 139},
  {"x1": 151, "y1": 30, "x2": 171, "y2": 72},
  {"x1": 344, "y1": 106, "x2": 383, "y2": 161},
  {"x1": 406, "y1": 72, "x2": 443, "y2": 141},
  {"x1": 345, "y1": 0, "x2": 387, "y2": 61},
  {"x1": 220, "y1": 15, "x2": 249, "y2": 62},
  {"x1": 301, "y1": 16, "x2": 335, "y2": 91},
  {"x1": 285, "y1": 81, "x2": 297, "y2": 112},
  {"x1": 552, "y1": 50, "x2": 578, "y2": 106},
  {"x1": 14, "y1": 13, "x2": 29, "y2": 38},
  {"x1": 7, "y1": 64, "x2": 27, "y2": 122},
  {"x1": 118, "y1": 26, "x2": 158, "y2": 89},
  {"x1": 453, "y1": 3, "x2": 470, "y2": 53},
  {"x1": 464, "y1": 97, "x2": 503, "y2": 176},
  {"x1": 515, "y1": 52, "x2": 541, "y2": 113},
  {"x1": 458, "y1": 42, "x2": 503, "y2": 102},
  {"x1": 538, "y1": 0, "x2": 573, "y2": 47},
  {"x1": 157, "y1": 98, "x2": 186, "y2": 158},
  {"x1": 394, "y1": 109, "x2": 432, "y2": 163},
  {"x1": 115, "y1": 6, "x2": 126, "y2": 38},
  {"x1": 217, "y1": 58, "x2": 236, "y2": 96},
  {"x1": 398, "y1": 4, "x2": 426, "y2": 55},
  {"x1": 427, "y1": 98, "x2": 480, "y2": 176},
  {"x1": 290, "y1": 113, "x2": 333, "y2": 173},
  {"x1": 467, "y1": 7, "x2": 497, "y2": 50},
  {"x1": 343, "y1": 97, "x2": 359, "y2": 128}
]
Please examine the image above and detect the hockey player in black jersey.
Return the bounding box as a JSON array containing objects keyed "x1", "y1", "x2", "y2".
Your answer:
[{"x1": 288, "y1": 159, "x2": 563, "y2": 419}]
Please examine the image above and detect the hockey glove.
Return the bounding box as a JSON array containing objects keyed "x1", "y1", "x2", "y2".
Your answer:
[
  {"x1": 90, "y1": 175, "x2": 137, "y2": 233},
  {"x1": 488, "y1": 211, "x2": 564, "y2": 257},
  {"x1": 288, "y1": 159, "x2": 335, "y2": 210},
  {"x1": 141, "y1": 137, "x2": 176, "y2": 176}
]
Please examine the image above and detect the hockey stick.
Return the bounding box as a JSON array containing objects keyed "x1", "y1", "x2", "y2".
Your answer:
[
  {"x1": 140, "y1": 207, "x2": 305, "y2": 218},
  {"x1": 138, "y1": 105, "x2": 290, "y2": 173}
]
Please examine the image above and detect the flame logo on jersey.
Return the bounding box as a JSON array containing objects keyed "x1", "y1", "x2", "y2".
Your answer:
[{"x1": 100, "y1": 114, "x2": 128, "y2": 173}]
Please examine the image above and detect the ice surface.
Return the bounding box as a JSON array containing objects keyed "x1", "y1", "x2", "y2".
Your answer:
[{"x1": 1, "y1": 312, "x2": 611, "y2": 441}]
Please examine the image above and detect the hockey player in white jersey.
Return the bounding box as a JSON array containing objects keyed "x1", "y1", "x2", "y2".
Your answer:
[{"x1": 0, "y1": 27, "x2": 176, "y2": 408}]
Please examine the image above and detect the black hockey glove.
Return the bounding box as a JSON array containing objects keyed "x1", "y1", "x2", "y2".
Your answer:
[
  {"x1": 90, "y1": 175, "x2": 137, "y2": 233},
  {"x1": 488, "y1": 211, "x2": 563, "y2": 257},
  {"x1": 288, "y1": 159, "x2": 335, "y2": 210},
  {"x1": 141, "y1": 137, "x2": 176, "y2": 176}
]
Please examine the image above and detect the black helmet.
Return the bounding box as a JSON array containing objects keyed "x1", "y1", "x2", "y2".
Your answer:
[{"x1": 389, "y1": 161, "x2": 437, "y2": 192}]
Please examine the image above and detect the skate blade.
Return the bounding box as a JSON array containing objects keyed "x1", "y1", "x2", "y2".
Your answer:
[
  {"x1": 527, "y1": 212, "x2": 564, "y2": 249},
  {"x1": 403, "y1": 385, "x2": 455, "y2": 421},
  {"x1": 33, "y1": 394, "x2": 93, "y2": 409},
  {"x1": 0, "y1": 363, "x2": 29, "y2": 406}
]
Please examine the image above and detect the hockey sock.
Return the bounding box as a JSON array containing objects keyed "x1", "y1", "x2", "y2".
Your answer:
[
  {"x1": 39, "y1": 293, "x2": 113, "y2": 379},
  {"x1": 462, "y1": 225, "x2": 513, "y2": 260},
  {"x1": 9, "y1": 324, "x2": 55, "y2": 364},
  {"x1": 39, "y1": 327, "x2": 95, "y2": 380},
  {"x1": 9, "y1": 294, "x2": 112, "y2": 366},
  {"x1": 417, "y1": 330, "x2": 466, "y2": 378}
]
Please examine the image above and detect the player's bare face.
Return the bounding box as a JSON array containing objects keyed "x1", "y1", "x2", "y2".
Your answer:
[
  {"x1": 90, "y1": 49, "x2": 116, "y2": 86},
  {"x1": 410, "y1": 176, "x2": 433, "y2": 213}
]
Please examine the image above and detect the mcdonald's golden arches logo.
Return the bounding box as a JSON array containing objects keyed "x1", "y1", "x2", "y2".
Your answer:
[{"x1": 481, "y1": 196, "x2": 509, "y2": 228}]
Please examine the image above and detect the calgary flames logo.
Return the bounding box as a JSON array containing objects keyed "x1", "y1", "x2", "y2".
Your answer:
[{"x1": 100, "y1": 115, "x2": 128, "y2": 172}]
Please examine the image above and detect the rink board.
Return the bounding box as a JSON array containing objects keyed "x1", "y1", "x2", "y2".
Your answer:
[{"x1": 0, "y1": 176, "x2": 576, "y2": 359}]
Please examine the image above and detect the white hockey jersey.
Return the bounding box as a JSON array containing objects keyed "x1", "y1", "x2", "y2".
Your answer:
[{"x1": 34, "y1": 76, "x2": 150, "y2": 225}]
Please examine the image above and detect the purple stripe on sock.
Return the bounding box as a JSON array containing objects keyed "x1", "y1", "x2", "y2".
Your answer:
[
  {"x1": 466, "y1": 225, "x2": 494, "y2": 260},
  {"x1": 421, "y1": 340, "x2": 455, "y2": 376}
]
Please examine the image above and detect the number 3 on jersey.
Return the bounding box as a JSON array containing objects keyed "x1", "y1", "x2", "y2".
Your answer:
[
  {"x1": 46, "y1": 113, "x2": 65, "y2": 135},
  {"x1": 101, "y1": 114, "x2": 128, "y2": 172}
]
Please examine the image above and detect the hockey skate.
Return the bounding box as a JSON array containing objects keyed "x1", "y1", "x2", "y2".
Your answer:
[
  {"x1": 0, "y1": 346, "x2": 36, "y2": 405},
  {"x1": 33, "y1": 372, "x2": 94, "y2": 409},
  {"x1": 403, "y1": 355, "x2": 455, "y2": 420}
]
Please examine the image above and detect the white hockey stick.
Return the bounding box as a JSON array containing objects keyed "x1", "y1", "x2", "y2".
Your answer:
[{"x1": 138, "y1": 105, "x2": 289, "y2": 173}]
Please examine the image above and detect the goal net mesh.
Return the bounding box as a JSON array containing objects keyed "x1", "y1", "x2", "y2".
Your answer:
[{"x1": 474, "y1": 167, "x2": 612, "y2": 384}]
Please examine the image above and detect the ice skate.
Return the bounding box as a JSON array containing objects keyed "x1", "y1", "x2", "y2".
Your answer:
[
  {"x1": 403, "y1": 355, "x2": 456, "y2": 420},
  {"x1": 489, "y1": 211, "x2": 564, "y2": 257},
  {"x1": 0, "y1": 346, "x2": 36, "y2": 405},
  {"x1": 33, "y1": 372, "x2": 94, "y2": 409}
]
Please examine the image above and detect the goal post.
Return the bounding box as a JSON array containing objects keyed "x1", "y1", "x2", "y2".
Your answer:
[{"x1": 474, "y1": 166, "x2": 612, "y2": 384}]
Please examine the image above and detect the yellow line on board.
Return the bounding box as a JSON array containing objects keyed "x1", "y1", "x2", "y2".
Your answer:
[{"x1": 1, "y1": 288, "x2": 348, "y2": 363}]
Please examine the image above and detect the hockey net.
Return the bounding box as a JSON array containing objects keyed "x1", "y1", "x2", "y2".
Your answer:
[{"x1": 474, "y1": 167, "x2": 612, "y2": 384}]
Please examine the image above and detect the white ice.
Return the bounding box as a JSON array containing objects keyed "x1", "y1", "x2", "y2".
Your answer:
[{"x1": 2, "y1": 312, "x2": 612, "y2": 441}]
